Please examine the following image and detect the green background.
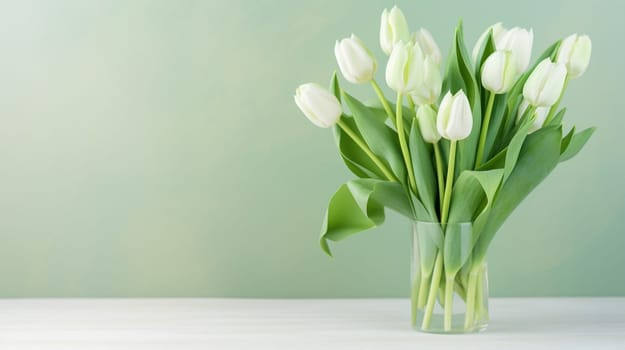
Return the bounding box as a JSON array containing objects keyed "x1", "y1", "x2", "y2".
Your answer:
[{"x1": 0, "y1": 0, "x2": 623, "y2": 297}]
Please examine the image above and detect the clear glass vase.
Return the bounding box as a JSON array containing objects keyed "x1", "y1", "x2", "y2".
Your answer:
[{"x1": 411, "y1": 221, "x2": 489, "y2": 333}]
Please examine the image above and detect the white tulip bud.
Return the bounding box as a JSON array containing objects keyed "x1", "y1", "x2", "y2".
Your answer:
[
  {"x1": 472, "y1": 22, "x2": 506, "y2": 63},
  {"x1": 334, "y1": 34, "x2": 377, "y2": 84},
  {"x1": 436, "y1": 90, "x2": 473, "y2": 141},
  {"x1": 385, "y1": 41, "x2": 424, "y2": 94},
  {"x1": 410, "y1": 56, "x2": 442, "y2": 105},
  {"x1": 416, "y1": 104, "x2": 440, "y2": 143},
  {"x1": 495, "y1": 27, "x2": 533, "y2": 73},
  {"x1": 294, "y1": 83, "x2": 342, "y2": 128},
  {"x1": 413, "y1": 28, "x2": 442, "y2": 66},
  {"x1": 523, "y1": 58, "x2": 567, "y2": 107},
  {"x1": 481, "y1": 50, "x2": 518, "y2": 94},
  {"x1": 517, "y1": 99, "x2": 549, "y2": 133},
  {"x1": 556, "y1": 34, "x2": 592, "y2": 79},
  {"x1": 380, "y1": 6, "x2": 410, "y2": 56}
]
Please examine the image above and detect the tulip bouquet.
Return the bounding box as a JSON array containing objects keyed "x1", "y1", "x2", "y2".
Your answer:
[{"x1": 294, "y1": 6, "x2": 594, "y2": 333}]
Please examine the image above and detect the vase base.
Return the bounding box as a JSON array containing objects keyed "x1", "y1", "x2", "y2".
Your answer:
[
  {"x1": 413, "y1": 324, "x2": 488, "y2": 334},
  {"x1": 412, "y1": 312, "x2": 488, "y2": 334}
]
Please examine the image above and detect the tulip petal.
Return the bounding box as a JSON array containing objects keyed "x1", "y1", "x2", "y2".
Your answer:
[
  {"x1": 295, "y1": 83, "x2": 341, "y2": 128},
  {"x1": 537, "y1": 63, "x2": 567, "y2": 106},
  {"x1": 412, "y1": 56, "x2": 442, "y2": 105},
  {"x1": 335, "y1": 35, "x2": 376, "y2": 83},
  {"x1": 569, "y1": 35, "x2": 592, "y2": 78},
  {"x1": 417, "y1": 104, "x2": 440, "y2": 143},
  {"x1": 481, "y1": 51, "x2": 505, "y2": 92},
  {"x1": 380, "y1": 9, "x2": 392, "y2": 55},
  {"x1": 528, "y1": 106, "x2": 550, "y2": 133},
  {"x1": 472, "y1": 22, "x2": 505, "y2": 63},
  {"x1": 389, "y1": 6, "x2": 410, "y2": 43},
  {"x1": 556, "y1": 34, "x2": 576, "y2": 67},
  {"x1": 386, "y1": 42, "x2": 408, "y2": 92},
  {"x1": 523, "y1": 58, "x2": 551, "y2": 106},
  {"x1": 496, "y1": 27, "x2": 533, "y2": 72},
  {"x1": 416, "y1": 28, "x2": 442, "y2": 66},
  {"x1": 437, "y1": 91, "x2": 454, "y2": 139},
  {"x1": 403, "y1": 43, "x2": 424, "y2": 93},
  {"x1": 446, "y1": 91, "x2": 473, "y2": 140}
]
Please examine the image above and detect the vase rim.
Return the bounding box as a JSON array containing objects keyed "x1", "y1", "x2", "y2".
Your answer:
[{"x1": 412, "y1": 220, "x2": 472, "y2": 225}]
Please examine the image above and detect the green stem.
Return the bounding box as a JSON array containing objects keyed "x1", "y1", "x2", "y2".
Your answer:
[
  {"x1": 433, "y1": 143, "x2": 445, "y2": 212},
  {"x1": 439, "y1": 141, "x2": 458, "y2": 330},
  {"x1": 370, "y1": 79, "x2": 396, "y2": 128},
  {"x1": 411, "y1": 273, "x2": 420, "y2": 326},
  {"x1": 407, "y1": 95, "x2": 416, "y2": 111},
  {"x1": 444, "y1": 276, "x2": 455, "y2": 331},
  {"x1": 474, "y1": 269, "x2": 485, "y2": 321},
  {"x1": 464, "y1": 267, "x2": 480, "y2": 329},
  {"x1": 475, "y1": 263, "x2": 489, "y2": 322},
  {"x1": 454, "y1": 277, "x2": 467, "y2": 302},
  {"x1": 417, "y1": 273, "x2": 430, "y2": 308},
  {"x1": 421, "y1": 142, "x2": 457, "y2": 331},
  {"x1": 396, "y1": 93, "x2": 418, "y2": 195},
  {"x1": 475, "y1": 92, "x2": 496, "y2": 168},
  {"x1": 543, "y1": 76, "x2": 570, "y2": 126},
  {"x1": 440, "y1": 141, "x2": 457, "y2": 225},
  {"x1": 337, "y1": 120, "x2": 398, "y2": 182},
  {"x1": 421, "y1": 251, "x2": 443, "y2": 330}
]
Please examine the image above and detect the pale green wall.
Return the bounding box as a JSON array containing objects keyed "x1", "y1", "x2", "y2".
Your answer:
[{"x1": 0, "y1": 0, "x2": 623, "y2": 297}]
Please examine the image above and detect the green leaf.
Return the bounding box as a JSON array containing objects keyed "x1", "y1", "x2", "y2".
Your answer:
[
  {"x1": 502, "y1": 118, "x2": 534, "y2": 183},
  {"x1": 445, "y1": 169, "x2": 503, "y2": 277},
  {"x1": 330, "y1": 74, "x2": 385, "y2": 179},
  {"x1": 496, "y1": 95, "x2": 523, "y2": 152},
  {"x1": 365, "y1": 104, "x2": 393, "y2": 125},
  {"x1": 410, "y1": 194, "x2": 432, "y2": 222},
  {"x1": 333, "y1": 117, "x2": 385, "y2": 179},
  {"x1": 320, "y1": 179, "x2": 412, "y2": 256},
  {"x1": 408, "y1": 122, "x2": 437, "y2": 219},
  {"x1": 342, "y1": 93, "x2": 407, "y2": 181},
  {"x1": 478, "y1": 147, "x2": 506, "y2": 170},
  {"x1": 443, "y1": 21, "x2": 481, "y2": 176},
  {"x1": 560, "y1": 127, "x2": 596, "y2": 162},
  {"x1": 561, "y1": 126, "x2": 575, "y2": 154},
  {"x1": 472, "y1": 126, "x2": 563, "y2": 263},
  {"x1": 448, "y1": 170, "x2": 504, "y2": 223},
  {"x1": 330, "y1": 71, "x2": 341, "y2": 103},
  {"x1": 388, "y1": 101, "x2": 416, "y2": 136},
  {"x1": 474, "y1": 32, "x2": 504, "y2": 164},
  {"x1": 443, "y1": 223, "x2": 472, "y2": 279},
  {"x1": 483, "y1": 93, "x2": 509, "y2": 161},
  {"x1": 548, "y1": 108, "x2": 566, "y2": 127},
  {"x1": 415, "y1": 222, "x2": 444, "y2": 278},
  {"x1": 368, "y1": 100, "x2": 416, "y2": 136}
]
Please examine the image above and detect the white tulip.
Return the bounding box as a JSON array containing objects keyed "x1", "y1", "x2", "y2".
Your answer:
[
  {"x1": 495, "y1": 27, "x2": 533, "y2": 73},
  {"x1": 517, "y1": 99, "x2": 549, "y2": 133},
  {"x1": 413, "y1": 28, "x2": 442, "y2": 66},
  {"x1": 294, "y1": 83, "x2": 342, "y2": 128},
  {"x1": 481, "y1": 50, "x2": 518, "y2": 94},
  {"x1": 523, "y1": 58, "x2": 568, "y2": 107},
  {"x1": 416, "y1": 104, "x2": 440, "y2": 143},
  {"x1": 410, "y1": 56, "x2": 442, "y2": 105},
  {"x1": 380, "y1": 6, "x2": 410, "y2": 56},
  {"x1": 385, "y1": 41, "x2": 424, "y2": 94},
  {"x1": 334, "y1": 34, "x2": 377, "y2": 84},
  {"x1": 472, "y1": 22, "x2": 506, "y2": 63},
  {"x1": 556, "y1": 34, "x2": 592, "y2": 79},
  {"x1": 436, "y1": 90, "x2": 473, "y2": 141}
]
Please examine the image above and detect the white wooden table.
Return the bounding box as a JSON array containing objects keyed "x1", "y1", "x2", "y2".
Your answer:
[{"x1": 0, "y1": 298, "x2": 623, "y2": 349}]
